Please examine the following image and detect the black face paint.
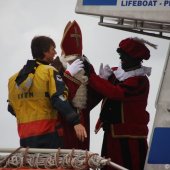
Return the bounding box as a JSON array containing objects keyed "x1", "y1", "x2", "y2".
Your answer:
[{"x1": 117, "y1": 48, "x2": 142, "y2": 71}]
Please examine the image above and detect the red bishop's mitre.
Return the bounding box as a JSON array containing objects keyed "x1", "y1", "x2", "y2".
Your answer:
[{"x1": 61, "y1": 20, "x2": 82, "y2": 56}]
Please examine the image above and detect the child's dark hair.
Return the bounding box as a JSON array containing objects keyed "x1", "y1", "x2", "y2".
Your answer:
[{"x1": 31, "y1": 36, "x2": 56, "y2": 59}]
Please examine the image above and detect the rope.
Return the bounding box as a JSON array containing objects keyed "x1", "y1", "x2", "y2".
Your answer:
[{"x1": 0, "y1": 148, "x2": 128, "y2": 170}]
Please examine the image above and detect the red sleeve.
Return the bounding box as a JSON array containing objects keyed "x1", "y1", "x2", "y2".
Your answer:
[
  {"x1": 63, "y1": 72, "x2": 81, "y2": 100},
  {"x1": 89, "y1": 73, "x2": 124, "y2": 100},
  {"x1": 89, "y1": 72, "x2": 149, "y2": 101}
]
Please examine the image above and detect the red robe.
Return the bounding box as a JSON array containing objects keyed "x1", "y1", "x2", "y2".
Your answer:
[
  {"x1": 89, "y1": 67, "x2": 150, "y2": 170},
  {"x1": 60, "y1": 72, "x2": 102, "y2": 150}
]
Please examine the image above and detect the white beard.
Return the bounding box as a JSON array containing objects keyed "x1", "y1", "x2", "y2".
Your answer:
[
  {"x1": 72, "y1": 69, "x2": 88, "y2": 110},
  {"x1": 60, "y1": 55, "x2": 78, "y2": 68},
  {"x1": 60, "y1": 55, "x2": 88, "y2": 110}
]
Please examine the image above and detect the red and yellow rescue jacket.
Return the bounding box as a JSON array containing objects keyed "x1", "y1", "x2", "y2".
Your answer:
[{"x1": 8, "y1": 60, "x2": 69, "y2": 139}]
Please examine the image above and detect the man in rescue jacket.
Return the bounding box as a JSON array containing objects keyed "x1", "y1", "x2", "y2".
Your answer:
[{"x1": 7, "y1": 35, "x2": 87, "y2": 148}]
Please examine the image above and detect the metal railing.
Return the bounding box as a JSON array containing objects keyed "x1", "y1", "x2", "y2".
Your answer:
[{"x1": 99, "y1": 16, "x2": 170, "y2": 40}]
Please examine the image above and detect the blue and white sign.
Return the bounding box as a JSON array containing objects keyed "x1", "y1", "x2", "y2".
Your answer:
[
  {"x1": 120, "y1": 0, "x2": 170, "y2": 7},
  {"x1": 76, "y1": 0, "x2": 170, "y2": 22},
  {"x1": 83, "y1": 0, "x2": 170, "y2": 7}
]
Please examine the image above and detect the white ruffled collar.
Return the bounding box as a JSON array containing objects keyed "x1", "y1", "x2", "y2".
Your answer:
[{"x1": 113, "y1": 65, "x2": 152, "y2": 81}]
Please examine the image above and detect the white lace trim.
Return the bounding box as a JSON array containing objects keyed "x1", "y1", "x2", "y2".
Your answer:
[{"x1": 114, "y1": 65, "x2": 152, "y2": 81}]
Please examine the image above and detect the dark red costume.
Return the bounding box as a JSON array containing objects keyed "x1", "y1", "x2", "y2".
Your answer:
[
  {"x1": 61, "y1": 72, "x2": 102, "y2": 150},
  {"x1": 90, "y1": 68, "x2": 149, "y2": 170},
  {"x1": 56, "y1": 20, "x2": 102, "y2": 150},
  {"x1": 89, "y1": 37, "x2": 154, "y2": 170}
]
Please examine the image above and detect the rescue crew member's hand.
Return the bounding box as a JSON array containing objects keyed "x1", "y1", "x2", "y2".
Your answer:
[
  {"x1": 74, "y1": 123, "x2": 87, "y2": 142},
  {"x1": 66, "y1": 59, "x2": 84, "y2": 76}
]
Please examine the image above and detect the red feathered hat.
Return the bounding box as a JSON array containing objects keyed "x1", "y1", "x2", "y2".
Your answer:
[
  {"x1": 61, "y1": 20, "x2": 82, "y2": 57},
  {"x1": 119, "y1": 37, "x2": 154, "y2": 60}
]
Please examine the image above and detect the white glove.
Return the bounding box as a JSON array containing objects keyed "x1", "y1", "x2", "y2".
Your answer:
[
  {"x1": 66, "y1": 59, "x2": 84, "y2": 76},
  {"x1": 99, "y1": 63, "x2": 112, "y2": 80}
]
